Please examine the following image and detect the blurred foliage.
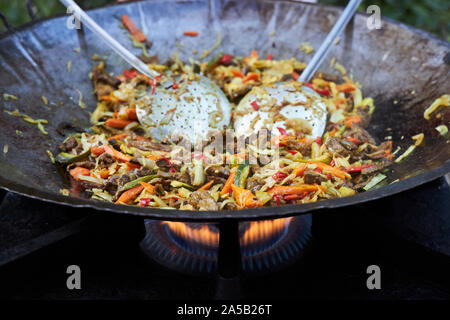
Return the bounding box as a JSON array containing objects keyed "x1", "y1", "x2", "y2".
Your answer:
[
  {"x1": 0, "y1": 0, "x2": 449, "y2": 41},
  {"x1": 0, "y1": 0, "x2": 112, "y2": 32},
  {"x1": 320, "y1": 0, "x2": 450, "y2": 41}
]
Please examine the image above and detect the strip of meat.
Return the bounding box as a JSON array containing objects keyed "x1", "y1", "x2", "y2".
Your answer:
[
  {"x1": 129, "y1": 140, "x2": 172, "y2": 152},
  {"x1": 188, "y1": 190, "x2": 219, "y2": 211}
]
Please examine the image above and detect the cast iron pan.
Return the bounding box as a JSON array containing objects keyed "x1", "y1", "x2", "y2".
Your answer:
[{"x1": 0, "y1": 0, "x2": 449, "y2": 221}]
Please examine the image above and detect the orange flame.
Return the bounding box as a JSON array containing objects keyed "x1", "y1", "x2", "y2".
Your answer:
[
  {"x1": 241, "y1": 217, "x2": 292, "y2": 246},
  {"x1": 162, "y1": 217, "x2": 292, "y2": 247},
  {"x1": 162, "y1": 221, "x2": 219, "y2": 247}
]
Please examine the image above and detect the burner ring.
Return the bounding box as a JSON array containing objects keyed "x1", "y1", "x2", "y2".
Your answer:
[{"x1": 140, "y1": 215, "x2": 312, "y2": 276}]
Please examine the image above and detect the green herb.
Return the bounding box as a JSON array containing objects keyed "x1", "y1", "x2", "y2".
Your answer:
[
  {"x1": 170, "y1": 181, "x2": 195, "y2": 190},
  {"x1": 3, "y1": 93, "x2": 18, "y2": 101},
  {"x1": 394, "y1": 145, "x2": 416, "y2": 163},
  {"x1": 55, "y1": 149, "x2": 90, "y2": 164},
  {"x1": 234, "y1": 160, "x2": 250, "y2": 188},
  {"x1": 435, "y1": 124, "x2": 448, "y2": 136},
  {"x1": 120, "y1": 175, "x2": 158, "y2": 192},
  {"x1": 363, "y1": 173, "x2": 387, "y2": 191}
]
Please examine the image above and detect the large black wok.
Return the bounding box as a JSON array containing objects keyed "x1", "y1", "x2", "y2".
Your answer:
[{"x1": 0, "y1": 0, "x2": 449, "y2": 221}]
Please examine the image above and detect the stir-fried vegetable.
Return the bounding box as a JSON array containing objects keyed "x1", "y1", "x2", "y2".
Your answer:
[
  {"x1": 424, "y1": 94, "x2": 449, "y2": 120},
  {"x1": 121, "y1": 175, "x2": 158, "y2": 192},
  {"x1": 363, "y1": 173, "x2": 387, "y2": 191},
  {"x1": 122, "y1": 14, "x2": 146, "y2": 42},
  {"x1": 234, "y1": 160, "x2": 250, "y2": 188},
  {"x1": 231, "y1": 184, "x2": 262, "y2": 208},
  {"x1": 116, "y1": 185, "x2": 144, "y2": 204},
  {"x1": 54, "y1": 46, "x2": 399, "y2": 211},
  {"x1": 221, "y1": 168, "x2": 237, "y2": 195},
  {"x1": 435, "y1": 125, "x2": 448, "y2": 135}
]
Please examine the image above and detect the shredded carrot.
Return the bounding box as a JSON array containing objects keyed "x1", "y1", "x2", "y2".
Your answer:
[
  {"x1": 69, "y1": 167, "x2": 90, "y2": 181},
  {"x1": 126, "y1": 162, "x2": 141, "y2": 170},
  {"x1": 166, "y1": 107, "x2": 177, "y2": 114},
  {"x1": 146, "y1": 154, "x2": 160, "y2": 161},
  {"x1": 126, "y1": 108, "x2": 138, "y2": 121},
  {"x1": 291, "y1": 163, "x2": 308, "y2": 177},
  {"x1": 243, "y1": 73, "x2": 259, "y2": 83},
  {"x1": 99, "y1": 169, "x2": 110, "y2": 179},
  {"x1": 344, "y1": 116, "x2": 363, "y2": 128},
  {"x1": 220, "y1": 168, "x2": 237, "y2": 195},
  {"x1": 139, "y1": 181, "x2": 155, "y2": 194},
  {"x1": 198, "y1": 180, "x2": 214, "y2": 191},
  {"x1": 268, "y1": 184, "x2": 318, "y2": 196},
  {"x1": 99, "y1": 95, "x2": 119, "y2": 103},
  {"x1": 104, "y1": 145, "x2": 131, "y2": 162},
  {"x1": 115, "y1": 185, "x2": 144, "y2": 204},
  {"x1": 105, "y1": 118, "x2": 133, "y2": 129},
  {"x1": 231, "y1": 184, "x2": 262, "y2": 208},
  {"x1": 292, "y1": 71, "x2": 300, "y2": 81},
  {"x1": 250, "y1": 49, "x2": 258, "y2": 59},
  {"x1": 336, "y1": 83, "x2": 356, "y2": 92},
  {"x1": 308, "y1": 161, "x2": 351, "y2": 180},
  {"x1": 91, "y1": 145, "x2": 105, "y2": 156},
  {"x1": 122, "y1": 14, "x2": 146, "y2": 42},
  {"x1": 108, "y1": 133, "x2": 129, "y2": 141},
  {"x1": 183, "y1": 31, "x2": 199, "y2": 37},
  {"x1": 231, "y1": 69, "x2": 245, "y2": 78}
]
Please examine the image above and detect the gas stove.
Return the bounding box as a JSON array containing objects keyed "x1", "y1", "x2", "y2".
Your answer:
[{"x1": 0, "y1": 175, "x2": 449, "y2": 300}]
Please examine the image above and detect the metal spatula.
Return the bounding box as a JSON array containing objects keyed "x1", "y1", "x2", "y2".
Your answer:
[
  {"x1": 234, "y1": 0, "x2": 362, "y2": 140},
  {"x1": 60, "y1": 0, "x2": 231, "y2": 143}
]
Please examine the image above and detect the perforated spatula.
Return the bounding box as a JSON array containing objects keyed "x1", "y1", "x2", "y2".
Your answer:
[
  {"x1": 60, "y1": 0, "x2": 231, "y2": 144},
  {"x1": 233, "y1": 0, "x2": 362, "y2": 140}
]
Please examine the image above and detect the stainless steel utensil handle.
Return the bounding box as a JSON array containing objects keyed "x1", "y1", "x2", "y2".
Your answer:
[
  {"x1": 60, "y1": 0, "x2": 159, "y2": 79},
  {"x1": 298, "y1": 0, "x2": 362, "y2": 83}
]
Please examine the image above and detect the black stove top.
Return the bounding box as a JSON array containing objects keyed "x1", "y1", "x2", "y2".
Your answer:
[{"x1": 0, "y1": 175, "x2": 449, "y2": 300}]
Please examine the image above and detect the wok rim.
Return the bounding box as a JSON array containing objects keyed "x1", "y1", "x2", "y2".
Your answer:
[
  {"x1": 1, "y1": 161, "x2": 448, "y2": 221},
  {"x1": 0, "y1": 0, "x2": 449, "y2": 221}
]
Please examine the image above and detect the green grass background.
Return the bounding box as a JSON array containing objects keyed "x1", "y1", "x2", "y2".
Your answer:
[{"x1": 0, "y1": 0, "x2": 449, "y2": 41}]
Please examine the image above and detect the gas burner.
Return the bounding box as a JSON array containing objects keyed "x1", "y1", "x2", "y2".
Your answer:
[
  {"x1": 141, "y1": 221, "x2": 219, "y2": 275},
  {"x1": 140, "y1": 215, "x2": 312, "y2": 276},
  {"x1": 240, "y1": 215, "x2": 312, "y2": 274}
]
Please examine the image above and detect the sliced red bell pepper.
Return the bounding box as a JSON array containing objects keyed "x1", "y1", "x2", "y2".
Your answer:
[
  {"x1": 250, "y1": 101, "x2": 260, "y2": 111},
  {"x1": 275, "y1": 194, "x2": 280, "y2": 206},
  {"x1": 315, "y1": 137, "x2": 322, "y2": 145},
  {"x1": 305, "y1": 83, "x2": 330, "y2": 96},
  {"x1": 219, "y1": 54, "x2": 233, "y2": 65},
  {"x1": 346, "y1": 137, "x2": 359, "y2": 143},
  {"x1": 272, "y1": 171, "x2": 288, "y2": 181},
  {"x1": 344, "y1": 164, "x2": 372, "y2": 173},
  {"x1": 123, "y1": 69, "x2": 138, "y2": 79},
  {"x1": 139, "y1": 198, "x2": 152, "y2": 207},
  {"x1": 277, "y1": 127, "x2": 288, "y2": 136}
]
